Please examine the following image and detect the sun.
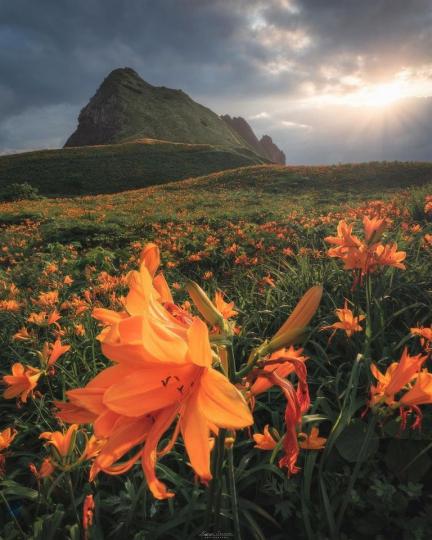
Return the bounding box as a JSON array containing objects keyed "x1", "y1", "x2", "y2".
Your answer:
[{"x1": 354, "y1": 82, "x2": 407, "y2": 107}]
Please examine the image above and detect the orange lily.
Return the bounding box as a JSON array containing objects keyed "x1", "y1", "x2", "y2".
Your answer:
[
  {"x1": 0, "y1": 427, "x2": 17, "y2": 476},
  {"x1": 28, "y1": 310, "x2": 61, "y2": 326},
  {"x1": 40, "y1": 424, "x2": 78, "y2": 458},
  {"x1": 41, "y1": 338, "x2": 71, "y2": 368},
  {"x1": 253, "y1": 425, "x2": 278, "y2": 450},
  {"x1": 370, "y1": 349, "x2": 428, "y2": 407},
  {"x1": 299, "y1": 427, "x2": 326, "y2": 450},
  {"x1": 35, "y1": 290, "x2": 59, "y2": 308},
  {"x1": 12, "y1": 327, "x2": 32, "y2": 341},
  {"x1": 400, "y1": 372, "x2": 432, "y2": 407},
  {"x1": 0, "y1": 299, "x2": 21, "y2": 312},
  {"x1": 139, "y1": 243, "x2": 160, "y2": 278},
  {"x1": 80, "y1": 435, "x2": 106, "y2": 461},
  {"x1": 58, "y1": 318, "x2": 252, "y2": 499},
  {"x1": 251, "y1": 358, "x2": 310, "y2": 475},
  {"x1": 57, "y1": 243, "x2": 252, "y2": 498},
  {"x1": 363, "y1": 216, "x2": 386, "y2": 244},
  {"x1": 250, "y1": 346, "x2": 308, "y2": 395},
  {"x1": 249, "y1": 285, "x2": 321, "y2": 394},
  {"x1": 411, "y1": 326, "x2": 432, "y2": 351},
  {"x1": 325, "y1": 220, "x2": 361, "y2": 254},
  {"x1": 321, "y1": 301, "x2": 365, "y2": 338},
  {"x1": 374, "y1": 243, "x2": 406, "y2": 270},
  {"x1": 214, "y1": 290, "x2": 237, "y2": 319},
  {"x1": 0, "y1": 427, "x2": 17, "y2": 452},
  {"x1": 3, "y1": 363, "x2": 41, "y2": 402}
]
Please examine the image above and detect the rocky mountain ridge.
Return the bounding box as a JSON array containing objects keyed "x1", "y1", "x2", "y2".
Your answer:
[
  {"x1": 65, "y1": 68, "x2": 285, "y2": 164},
  {"x1": 221, "y1": 115, "x2": 285, "y2": 164}
]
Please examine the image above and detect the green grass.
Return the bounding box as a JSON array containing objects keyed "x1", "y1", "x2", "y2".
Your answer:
[
  {"x1": 1, "y1": 162, "x2": 431, "y2": 229},
  {"x1": 0, "y1": 139, "x2": 267, "y2": 196}
]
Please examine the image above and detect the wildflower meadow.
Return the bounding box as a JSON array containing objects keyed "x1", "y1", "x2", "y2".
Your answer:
[{"x1": 1, "y1": 176, "x2": 432, "y2": 539}]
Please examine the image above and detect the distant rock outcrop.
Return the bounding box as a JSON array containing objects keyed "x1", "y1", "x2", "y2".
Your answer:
[
  {"x1": 220, "y1": 115, "x2": 263, "y2": 156},
  {"x1": 259, "y1": 135, "x2": 286, "y2": 165},
  {"x1": 221, "y1": 115, "x2": 286, "y2": 164}
]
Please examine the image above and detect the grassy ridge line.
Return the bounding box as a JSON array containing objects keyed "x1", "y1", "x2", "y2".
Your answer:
[
  {"x1": 1, "y1": 162, "x2": 431, "y2": 229},
  {"x1": 171, "y1": 161, "x2": 432, "y2": 192},
  {"x1": 0, "y1": 139, "x2": 267, "y2": 196}
]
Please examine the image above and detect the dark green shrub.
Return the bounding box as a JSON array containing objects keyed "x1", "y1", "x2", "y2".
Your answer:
[
  {"x1": 0, "y1": 182, "x2": 42, "y2": 202},
  {"x1": 40, "y1": 221, "x2": 124, "y2": 247}
]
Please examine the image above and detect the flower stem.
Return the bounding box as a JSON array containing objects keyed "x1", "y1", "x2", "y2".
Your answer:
[
  {"x1": 227, "y1": 445, "x2": 242, "y2": 539},
  {"x1": 204, "y1": 428, "x2": 226, "y2": 532},
  {"x1": 364, "y1": 273, "x2": 373, "y2": 361},
  {"x1": 212, "y1": 429, "x2": 227, "y2": 531},
  {"x1": 66, "y1": 472, "x2": 80, "y2": 526}
]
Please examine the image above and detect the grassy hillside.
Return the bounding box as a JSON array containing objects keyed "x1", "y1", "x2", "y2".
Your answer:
[
  {"x1": 178, "y1": 161, "x2": 432, "y2": 193},
  {"x1": 0, "y1": 139, "x2": 267, "y2": 196},
  {"x1": 1, "y1": 162, "x2": 431, "y2": 230}
]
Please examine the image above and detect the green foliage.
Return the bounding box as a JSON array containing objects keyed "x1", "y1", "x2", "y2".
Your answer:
[
  {"x1": 0, "y1": 182, "x2": 41, "y2": 202},
  {"x1": 40, "y1": 221, "x2": 126, "y2": 247}
]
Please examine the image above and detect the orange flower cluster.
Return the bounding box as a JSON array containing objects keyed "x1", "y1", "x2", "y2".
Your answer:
[
  {"x1": 33, "y1": 424, "x2": 105, "y2": 478},
  {"x1": 253, "y1": 424, "x2": 326, "y2": 452},
  {"x1": 370, "y1": 348, "x2": 432, "y2": 429},
  {"x1": 53, "y1": 244, "x2": 324, "y2": 495},
  {"x1": 325, "y1": 217, "x2": 406, "y2": 278},
  {"x1": 248, "y1": 286, "x2": 323, "y2": 474}
]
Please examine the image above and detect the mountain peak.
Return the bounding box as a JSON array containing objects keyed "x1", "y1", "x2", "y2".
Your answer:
[
  {"x1": 107, "y1": 66, "x2": 140, "y2": 78},
  {"x1": 101, "y1": 67, "x2": 153, "y2": 90},
  {"x1": 64, "y1": 68, "x2": 249, "y2": 149}
]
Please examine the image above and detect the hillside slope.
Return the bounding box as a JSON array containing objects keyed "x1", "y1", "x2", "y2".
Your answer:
[
  {"x1": 0, "y1": 139, "x2": 267, "y2": 196},
  {"x1": 1, "y1": 162, "x2": 431, "y2": 229},
  {"x1": 173, "y1": 161, "x2": 432, "y2": 193}
]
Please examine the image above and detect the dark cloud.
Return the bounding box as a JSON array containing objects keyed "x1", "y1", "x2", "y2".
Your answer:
[{"x1": 0, "y1": 0, "x2": 431, "y2": 160}]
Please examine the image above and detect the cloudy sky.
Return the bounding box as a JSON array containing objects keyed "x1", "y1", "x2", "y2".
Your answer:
[{"x1": 1, "y1": 0, "x2": 432, "y2": 163}]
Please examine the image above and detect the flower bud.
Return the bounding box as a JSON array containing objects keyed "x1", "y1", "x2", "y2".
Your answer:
[
  {"x1": 268, "y1": 285, "x2": 323, "y2": 350},
  {"x1": 185, "y1": 280, "x2": 224, "y2": 327}
]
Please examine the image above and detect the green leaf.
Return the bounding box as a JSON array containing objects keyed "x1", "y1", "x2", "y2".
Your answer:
[
  {"x1": 0, "y1": 480, "x2": 39, "y2": 501},
  {"x1": 335, "y1": 420, "x2": 379, "y2": 463}
]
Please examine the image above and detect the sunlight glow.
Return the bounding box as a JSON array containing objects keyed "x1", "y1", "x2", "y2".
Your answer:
[
  {"x1": 307, "y1": 68, "x2": 432, "y2": 109},
  {"x1": 342, "y1": 81, "x2": 410, "y2": 107}
]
